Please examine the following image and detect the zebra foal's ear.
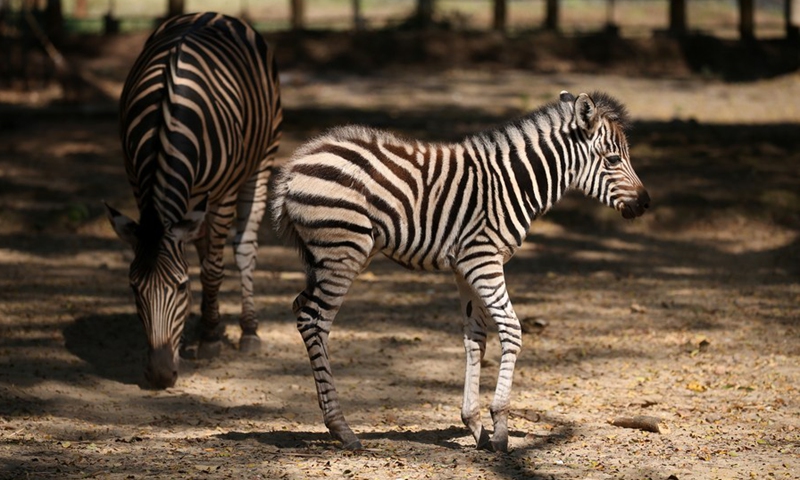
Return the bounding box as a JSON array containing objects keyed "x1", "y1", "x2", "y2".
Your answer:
[
  {"x1": 575, "y1": 93, "x2": 598, "y2": 133},
  {"x1": 105, "y1": 202, "x2": 138, "y2": 247},
  {"x1": 559, "y1": 90, "x2": 575, "y2": 103}
]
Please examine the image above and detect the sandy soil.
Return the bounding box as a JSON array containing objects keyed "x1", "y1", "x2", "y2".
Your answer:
[{"x1": 1, "y1": 31, "x2": 799, "y2": 480}]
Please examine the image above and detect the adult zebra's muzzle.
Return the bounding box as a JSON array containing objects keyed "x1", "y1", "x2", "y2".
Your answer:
[
  {"x1": 145, "y1": 346, "x2": 178, "y2": 389},
  {"x1": 620, "y1": 188, "x2": 650, "y2": 219}
]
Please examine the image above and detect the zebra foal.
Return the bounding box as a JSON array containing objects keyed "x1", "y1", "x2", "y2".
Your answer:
[
  {"x1": 270, "y1": 91, "x2": 649, "y2": 451},
  {"x1": 106, "y1": 13, "x2": 282, "y2": 389}
]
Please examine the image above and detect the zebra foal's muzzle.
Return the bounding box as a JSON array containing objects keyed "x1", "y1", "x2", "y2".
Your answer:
[
  {"x1": 144, "y1": 346, "x2": 178, "y2": 389},
  {"x1": 620, "y1": 187, "x2": 650, "y2": 219}
]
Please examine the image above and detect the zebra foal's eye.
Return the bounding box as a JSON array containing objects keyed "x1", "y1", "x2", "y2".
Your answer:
[
  {"x1": 605, "y1": 155, "x2": 622, "y2": 166},
  {"x1": 177, "y1": 281, "x2": 189, "y2": 293}
]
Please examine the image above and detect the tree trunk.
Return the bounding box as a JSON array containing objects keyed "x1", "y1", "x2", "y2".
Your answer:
[
  {"x1": 544, "y1": 0, "x2": 558, "y2": 31},
  {"x1": 605, "y1": 0, "x2": 619, "y2": 32},
  {"x1": 167, "y1": 0, "x2": 184, "y2": 19},
  {"x1": 493, "y1": 0, "x2": 507, "y2": 32},
  {"x1": 668, "y1": 0, "x2": 686, "y2": 35},
  {"x1": 291, "y1": 0, "x2": 305, "y2": 30},
  {"x1": 352, "y1": 0, "x2": 364, "y2": 31},
  {"x1": 787, "y1": 0, "x2": 800, "y2": 39},
  {"x1": 416, "y1": 0, "x2": 434, "y2": 28},
  {"x1": 739, "y1": 0, "x2": 754, "y2": 39},
  {"x1": 44, "y1": 0, "x2": 63, "y2": 42}
]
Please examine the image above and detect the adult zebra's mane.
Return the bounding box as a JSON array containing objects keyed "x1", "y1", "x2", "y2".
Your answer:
[{"x1": 133, "y1": 206, "x2": 166, "y2": 274}]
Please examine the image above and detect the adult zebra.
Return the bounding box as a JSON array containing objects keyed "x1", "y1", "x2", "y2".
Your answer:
[
  {"x1": 105, "y1": 12, "x2": 282, "y2": 389},
  {"x1": 271, "y1": 91, "x2": 649, "y2": 451}
]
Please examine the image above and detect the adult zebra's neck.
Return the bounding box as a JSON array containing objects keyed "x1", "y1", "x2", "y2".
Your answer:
[{"x1": 460, "y1": 101, "x2": 585, "y2": 245}]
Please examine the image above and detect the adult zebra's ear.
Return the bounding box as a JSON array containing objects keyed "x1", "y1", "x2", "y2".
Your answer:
[
  {"x1": 171, "y1": 195, "x2": 209, "y2": 242},
  {"x1": 575, "y1": 93, "x2": 599, "y2": 133},
  {"x1": 559, "y1": 90, "x2": 575, "y2": 103},
  {"x1": 105, "y1": 202, "x2": 138, "y2": 248}
]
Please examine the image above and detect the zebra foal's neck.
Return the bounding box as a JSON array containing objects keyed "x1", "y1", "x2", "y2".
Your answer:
[{"x1": 461, "y1": 100, "x2": 580, "y2": 224}]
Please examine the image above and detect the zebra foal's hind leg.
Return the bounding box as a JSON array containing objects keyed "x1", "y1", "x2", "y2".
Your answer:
[
  {"x1": 292, "y1": 226, "x2": 375, "y2": 450},
  {"x1": 233, "y1": 162, "x2": 272, "y2": 353}
]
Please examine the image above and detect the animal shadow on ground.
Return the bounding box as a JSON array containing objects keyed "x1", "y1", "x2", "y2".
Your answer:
[
  {"x1": 219, "y1": 426, "x2": 464, "y2": 450},
  {"x1": 218, "y1": 414, "x2": 574, "y2": 453},
  {"x1": 63, "y1": 313, "x2": 146, "y2": 386}
]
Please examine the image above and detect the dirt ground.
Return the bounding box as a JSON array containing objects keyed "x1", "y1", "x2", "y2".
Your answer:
[{"x1": 0, "y1": 31, "x2": 799, "y2": 480}]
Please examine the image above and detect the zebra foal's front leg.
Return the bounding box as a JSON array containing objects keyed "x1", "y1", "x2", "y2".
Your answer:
[
  {"x1": 454, "y1": 254, "x2": 522, "y2": 452},
  {"x1": 455, "y1": 273, "x2": 491, "y2": 450}
]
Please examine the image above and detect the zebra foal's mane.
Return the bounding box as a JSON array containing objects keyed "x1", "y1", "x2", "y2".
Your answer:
[{"x1": 299, "y1": 90, "x2": 629, "y2": 157}]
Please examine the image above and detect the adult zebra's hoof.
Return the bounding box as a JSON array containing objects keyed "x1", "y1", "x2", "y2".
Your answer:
[
  {"x1": 197, "y1": 340, "x2": 222, "y2": 359},
  {"x1": 238, "y1": 334, "x2": 261, "y2": 354},
  {"x1": 490, "y1": 437, "x2": 509, "y2": 453}
]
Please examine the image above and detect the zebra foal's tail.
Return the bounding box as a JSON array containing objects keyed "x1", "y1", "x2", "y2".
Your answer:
[{"x1": 269, "y1": 166, "x2": 312, "y2": 268}]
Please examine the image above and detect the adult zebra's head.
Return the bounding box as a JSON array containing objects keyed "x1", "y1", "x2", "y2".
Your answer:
[
  {"x1": 105, "y1": 201, "x2": 207, "y2": 389},
  {"x1": 563, "y1": 91, "x2": 650, "y2": 219}
]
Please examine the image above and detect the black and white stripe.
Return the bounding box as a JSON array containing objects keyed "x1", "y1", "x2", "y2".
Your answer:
[
  {"x1": 106, "y1": 12, "x2": 282, "y2": 389},
  {"x1": 270, "y1": 90, "x2": 649, "y2": 451}
]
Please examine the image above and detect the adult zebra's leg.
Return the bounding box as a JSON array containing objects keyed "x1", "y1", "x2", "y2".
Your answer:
[
  {"x1": 454, "y1": 253, "x2": 521, "y2": 452},
  {"x1": 232, "y1": 161, "x2": 271, "y2": 353},
  {"x1": 454, "y1": 273, "x2": 491, "y2": 450},
  {"x1": 196, "y1": 197, "x2": 238, "y2": 359}
]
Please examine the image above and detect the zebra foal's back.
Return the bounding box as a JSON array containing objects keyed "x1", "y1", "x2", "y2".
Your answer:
[
  {"x1": 272, "y1": 125, "x2": 475, "y2": 272},
  {"x1": 107, "y1": 13, "x2": 282, "y2": 389}
]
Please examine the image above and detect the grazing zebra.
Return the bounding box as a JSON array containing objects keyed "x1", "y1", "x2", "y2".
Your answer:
[
  {"x1": 270, "y1": 91, "x2": 649, "y2": 451},
  {"x1": 105, "y1": 12, "x2": 282, "y2": 389}
]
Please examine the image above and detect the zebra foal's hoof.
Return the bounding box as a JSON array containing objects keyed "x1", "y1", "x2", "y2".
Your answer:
[
  {"x1": 238, "y1": 334, "x2": 261, "y2": 354},
  {"x1": 475, "y1": 427, "x2": 493, "y2": 451},
  {"x1": 332, "y1": 427, "x2": 363, "y2": 451},
  {"x1": 341, "y1": 438, "x2": 364, "y2": 451},
  {"x1": 197, "y1": 340, "x2": 223, "y2": 359}
]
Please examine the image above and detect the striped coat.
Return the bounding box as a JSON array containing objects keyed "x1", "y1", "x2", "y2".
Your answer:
[
  {"x1": 271, "y1": 91, "x2": 649, "y2": 451},
  {"x1": 107, "y1": 12, "x2": 282, "y2": 389}
]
